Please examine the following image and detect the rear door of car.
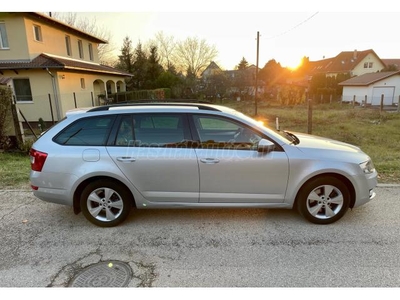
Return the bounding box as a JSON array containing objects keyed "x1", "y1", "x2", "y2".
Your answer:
[
  {"x1": 106, "y1": 113, "x2": 200, "y2": 203},
  {"x1": 190, "y1": 113, "x2": 289, "y2": 203}
]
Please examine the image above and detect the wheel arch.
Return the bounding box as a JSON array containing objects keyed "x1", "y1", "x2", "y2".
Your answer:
[
  {"x1": 293, "y1": 172, "x2": 356, "y2": 209},
  {"x1": 73, "y1": 176, "x2": 137, "y2": 215}
]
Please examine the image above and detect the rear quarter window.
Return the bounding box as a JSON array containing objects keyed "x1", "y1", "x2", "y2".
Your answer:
[{"x1": 53, "y1": 115, "x2": 115, "y2": 146}]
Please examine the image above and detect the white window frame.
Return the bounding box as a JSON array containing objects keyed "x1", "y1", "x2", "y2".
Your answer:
[
  {"x1": 33, "y1": 24, "x2": 42, "y2": 42},
  {"x1": 0, "y1": 22, "x2": 9, "y2": 49},
  {"x1": 13, "y1": 78, "x2": 33, "y2": 102}
]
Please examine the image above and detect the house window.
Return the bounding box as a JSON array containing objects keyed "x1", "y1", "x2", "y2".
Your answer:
[
  {"x1": 65, "y1": 35, "x2": 72, "y2": 56},
  {"x1": 13, "y1": 79, "x2": 33, "y2": 102},
  {"x1": 88, "y1": 43, "x2": 93, "y2": 61},
  {"x1": 0, "y1": 22, "x2": 9, "y2": 49},
  {"x1": 78, "y1": 40, "x2": 84, "y2": 59},
  {"x1": 33, "y1": 25, "x2": 42, "y2": 42},
  {"x1": 364, "y1": 62, "x2": 374, "y2": 69},
  {"x1": 80, "y1": 78, "x2": 85, "y2": 89}
]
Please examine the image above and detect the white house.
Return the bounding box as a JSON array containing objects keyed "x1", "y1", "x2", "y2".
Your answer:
[{"x1": 339, "y1": 71, "x2": 400, "y2": 105}]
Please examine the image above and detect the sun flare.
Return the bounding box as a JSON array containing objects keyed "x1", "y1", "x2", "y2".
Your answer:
[{"x1": 287, "y1": 59, "x2": 303, "y2": 71}]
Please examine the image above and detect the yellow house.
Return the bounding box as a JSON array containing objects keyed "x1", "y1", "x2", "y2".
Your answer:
[{"x1": 0, "y1": 12, "x2": 131, "y2": 128}]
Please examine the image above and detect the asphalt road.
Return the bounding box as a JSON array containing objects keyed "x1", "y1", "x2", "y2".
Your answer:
[{"x1": 0, "y1": 185, "x2": 399, "y2": 288}]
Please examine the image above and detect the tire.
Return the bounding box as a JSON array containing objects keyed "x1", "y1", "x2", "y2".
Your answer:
[
  {"x1": 296, "y1": 176, "x2": 350, "y2": 225},
  {"x1": 80, "y1": 179, "x2": 132, "y2": 227}
]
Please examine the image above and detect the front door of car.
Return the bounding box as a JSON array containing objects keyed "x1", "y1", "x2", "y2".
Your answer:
[
  {"x1": 191, "y1": 114, "x2": 289, "y2": 203},
  {"x1": 106, "y1": 113, "x2": 199, "y2": 203}
]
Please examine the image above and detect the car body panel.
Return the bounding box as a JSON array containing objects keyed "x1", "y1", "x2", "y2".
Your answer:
[
  {"x1": 106, "y1": 146, "x2": 200, "y2": 203},
  {"x1": 195, "y1": 148, "x2": 289, "y2": 203}
]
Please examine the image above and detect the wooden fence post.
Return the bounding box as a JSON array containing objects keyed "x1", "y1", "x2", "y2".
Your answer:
[
  {"x1": 398, "y1": 95, "x2": 400, "y2": 113},
  {"x1": 307, "y1": 98, "x2": 312, "y2": 134},
  {"x1": 10, "y1": 95, "x2": 24, "y2": 146},
  {"x1": 380, "y1": 94, "x2": 384, "y2": 113}
]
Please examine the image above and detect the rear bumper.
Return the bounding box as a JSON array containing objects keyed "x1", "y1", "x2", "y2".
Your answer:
[
  {"x1": 30, "y1": 170, "x2": 76, "y2": 206},
  {"x1": 33, "y1": 187, "x2": 72, "y2": 206}
]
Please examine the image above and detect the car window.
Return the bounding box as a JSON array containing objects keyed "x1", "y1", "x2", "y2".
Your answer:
[
  {"x1": 193, "y1": 115, "x2": 262, "y2": 150},
  {"x1": 132, "y1": 113, "x2": 190, "y2": 147},
  {"x1": 115, "y1": 116, "x2": 134, "y2": 146},
  {"x1": 53, "y1": 115, "x2": 115, "y2": 146}
]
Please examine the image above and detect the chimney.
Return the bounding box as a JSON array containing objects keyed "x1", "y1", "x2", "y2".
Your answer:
[{"x1": 353, "y1": 49, "x2": 358, "y2": 59}]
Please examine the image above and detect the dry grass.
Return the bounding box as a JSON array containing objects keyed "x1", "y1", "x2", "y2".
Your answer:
[{"x1": 226, "y1": 100, "x2": 400, "y2": 184}]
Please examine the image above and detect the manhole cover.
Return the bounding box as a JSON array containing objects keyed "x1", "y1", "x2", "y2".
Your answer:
[{"x1": 69, "y1": 261, "x2": 132, "y2": 287}]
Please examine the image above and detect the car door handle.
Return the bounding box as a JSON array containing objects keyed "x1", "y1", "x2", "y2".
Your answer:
[
  {"x1": 116, "y1": 157, "x2": 136, "y2": 162},
  {"x1": 200, "y1": 158, "x2": 220, "y2": 164}
]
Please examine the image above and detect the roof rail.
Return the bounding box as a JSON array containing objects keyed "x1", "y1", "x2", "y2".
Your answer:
[{"x1": 87, "y1": 102, "x2": 221, "y2": 112}]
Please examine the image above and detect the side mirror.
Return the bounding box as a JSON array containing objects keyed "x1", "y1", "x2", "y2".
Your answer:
[{"x1": 257, "y1": 139, "x2": 275, "y2": 153}]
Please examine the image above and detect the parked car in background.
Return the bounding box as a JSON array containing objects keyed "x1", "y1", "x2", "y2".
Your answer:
[{"x1": 29, "y1": 103, "x2": 377, "y2": 227}]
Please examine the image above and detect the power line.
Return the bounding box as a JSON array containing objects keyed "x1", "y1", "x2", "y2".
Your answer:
[{"x1": 264, "y1": 11, "x2": 319, "y2": 40}]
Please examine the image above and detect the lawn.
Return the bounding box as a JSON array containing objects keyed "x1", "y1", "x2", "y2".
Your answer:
[
  {"x1": 0, "y1": 151, "x2": 31, "y2": 189},
  {"x1": 227, "y1": 100, "x2": 400, "y2": 184},
  {"x1": 1, "y1": 100, "x2": 399, "y2": 189}
]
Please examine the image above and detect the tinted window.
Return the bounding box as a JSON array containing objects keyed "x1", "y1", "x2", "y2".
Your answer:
[
  {"x1": 193, "y1": 115, "x2": 262, "y2": 150},
  {"x1": 54, "y1": 116, "x2": 115, "y2": 146},
  {"x1": 115, "y1": 116, "x2": 134, "y2": 146},
  {"x1": 132, "y1": 114, "x2": 189, "y2": 147}
]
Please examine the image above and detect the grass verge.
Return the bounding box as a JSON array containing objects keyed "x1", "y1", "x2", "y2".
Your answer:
[
  {"x1": 0, "y1": 151, "x2": 31, "y2": 189},
  {"x1": 1, "y1": 101, "x2": 399, "y2": 189}
]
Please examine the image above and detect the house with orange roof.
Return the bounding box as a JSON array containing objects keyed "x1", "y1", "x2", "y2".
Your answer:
[
  {"x1": 308, "y1": 49, "x2": 386, "y2": 78},
  {"x1": 0, "y1": 12, "x2": 132, "y2": 129}
]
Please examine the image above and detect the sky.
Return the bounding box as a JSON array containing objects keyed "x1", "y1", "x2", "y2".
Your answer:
[{"x1": 6, "y1": 0, "x2": 400, "y2": 70}]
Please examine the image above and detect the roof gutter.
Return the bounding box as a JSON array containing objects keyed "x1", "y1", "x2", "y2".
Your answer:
[{"x1": 46, "y1": 68, "x2": 62, "y2": 121}]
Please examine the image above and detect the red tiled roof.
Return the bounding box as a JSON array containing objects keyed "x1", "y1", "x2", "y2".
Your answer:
[
  {"x1": 308, "y1": 49, "x2": 384, "y2": 74},
  {"x1": 0, "y1": 54, "x2": 132, "y2": 77},
  {"x1": 338, "y1": 71, "x2": 400, "y2": 86},
  {"x1": 381, "y1": 59, "x2": 400, "y2": 68}
]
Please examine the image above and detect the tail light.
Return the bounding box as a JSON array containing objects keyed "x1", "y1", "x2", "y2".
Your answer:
[{"x1": 29, "y1": 149, "x2": 48, "y2": 172}]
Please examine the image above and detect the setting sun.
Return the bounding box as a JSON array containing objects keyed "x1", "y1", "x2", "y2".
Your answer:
[{"x1": 287, "y1": 59, "x2": 303, "y2": 71}]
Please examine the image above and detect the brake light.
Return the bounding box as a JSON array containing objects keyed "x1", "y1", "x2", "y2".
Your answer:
[{"x1": 29, "y1": 149, "x2": 48, "y2": 172}]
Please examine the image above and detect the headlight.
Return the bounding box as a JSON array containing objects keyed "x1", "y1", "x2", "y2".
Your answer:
[{"x1": 360, "y1": 159, "x2": 375, "y2": 174}]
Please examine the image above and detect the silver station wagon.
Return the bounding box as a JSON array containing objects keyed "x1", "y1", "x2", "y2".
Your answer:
[{"x1": 29, "y1": 103, "x2": 378, "y2": 227}]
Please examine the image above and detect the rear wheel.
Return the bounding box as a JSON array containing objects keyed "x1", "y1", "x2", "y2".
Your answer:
[
  {"x1": 296, "y1": 176, "x2": 350, "y2": 224},
  {"x1": 80, "y1": 179, "x2": 132, "y2": 227}
]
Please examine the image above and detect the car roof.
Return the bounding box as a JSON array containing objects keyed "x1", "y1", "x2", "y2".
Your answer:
[{"x1": 66, "y1": 102, "x2": 237, "y2": 117}]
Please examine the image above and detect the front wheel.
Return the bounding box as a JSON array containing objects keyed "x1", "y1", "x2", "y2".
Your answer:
[
  {"x1": 80, "y1": 179, "x2": 132, "y2": 227},
  {"x1": 296, "y1": 176, "x2": 350, "y2": 224}
]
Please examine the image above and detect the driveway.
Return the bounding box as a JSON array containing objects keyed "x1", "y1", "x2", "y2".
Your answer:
[{"x1": 0, "y1": 185, "x2": 399, "y2": 287}]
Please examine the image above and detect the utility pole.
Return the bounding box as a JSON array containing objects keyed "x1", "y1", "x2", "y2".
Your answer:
[{"x1": 255, "y1": 31, "x2": 260, "y2": 116}]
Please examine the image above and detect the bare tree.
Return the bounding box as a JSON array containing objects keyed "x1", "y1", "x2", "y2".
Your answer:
[
  {"x1": 50, "y1": 12, "x2": 117, "y2": 65},
  {"x1": 149, "y1": 31, "x2": 177, "y2": 71},
  {"x1": 174, "y1": 37, "x2": 218, "y2": 77}
]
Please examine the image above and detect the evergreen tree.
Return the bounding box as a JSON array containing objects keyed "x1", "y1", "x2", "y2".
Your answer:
[
  {"x1": 116, "y1": 36, "x2": 134, "y2": 73},
  {"x1": 236, "y1": 57, "x2": 249, "y2": 70},
  {"x1": 131, "y1": 42, "x2": 148, "y2": 89},
  {"x1": 145, "y1": 45, "x2": 164, "y2": 89}
]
